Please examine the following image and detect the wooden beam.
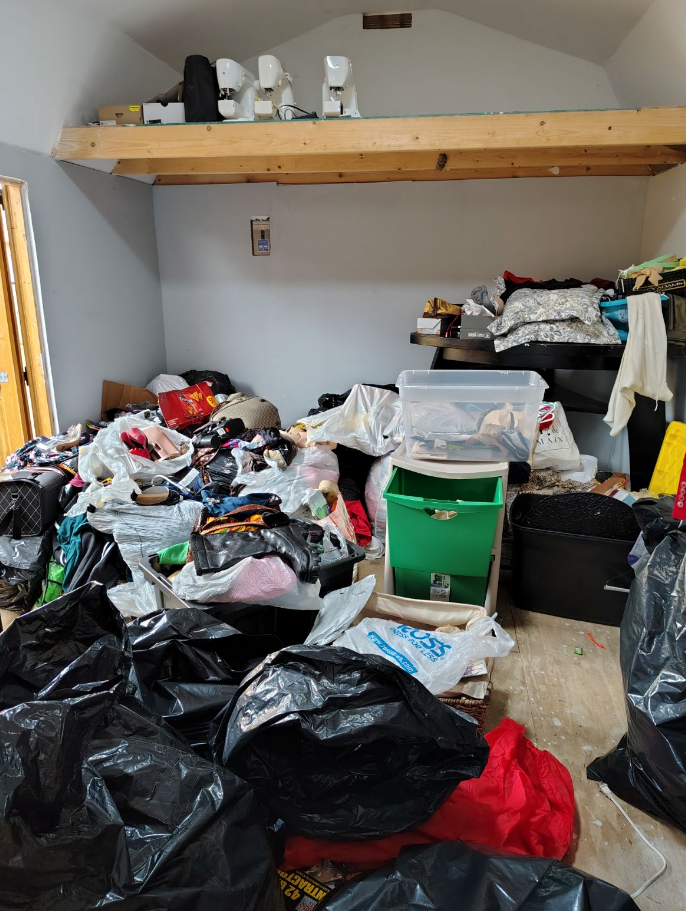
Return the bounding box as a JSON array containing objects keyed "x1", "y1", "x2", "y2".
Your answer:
[
  {"x1": 154, "y1": 164, "x2": 657, "y2": 186},
  {"x1": 114, "y1": 144, "x2": 686, "y2": 177},
  {"x1": 54, "y1": 108, "x2": 686, "y2": 165}
]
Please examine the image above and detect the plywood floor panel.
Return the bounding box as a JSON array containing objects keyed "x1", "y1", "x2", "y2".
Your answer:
[{"x1": 491, "y1": 583, "x2": 686, "y2": 910}]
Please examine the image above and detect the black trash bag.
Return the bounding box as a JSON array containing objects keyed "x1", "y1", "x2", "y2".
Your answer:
[
  {"x1": 588, "y1": 531, "x2": 686, "y2": 832},
  {"x1": 0, "y1": 580, "x2": 133, "y2": 708},
  {"x1": 324, "y1": 841, "x2": 638, "y2": 911},
  {"x1": 0, "y1": 583, "x2": 284, "y2": 911},
  {"x1": 128, "y1": 607, "x2": 280, "y2": 755},
  {"x1": 181, "y1": 369, "x2": 235, "y2": 397},
  {"x1": 632, "y1": 496, "x2": 679, "y2": 552},
  {"x1": 212, "y1": 645, "x2": 489, "y2": 841}
]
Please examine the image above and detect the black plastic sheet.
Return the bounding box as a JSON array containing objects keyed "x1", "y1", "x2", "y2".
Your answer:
[
  {"x1": 324, "y1": 841, "x2": 638, "y2": 911},
  {"x1": 588, "y1": 531, "x2": 686, "y2": 831},
  {"x1": 128, "y1": 607, "x2": 280, "y2": 754},
  {"x1": 632, "y1": 496, "x2": 679, "y2": 552},
  {"x1": 212, "y1": 645, "x2": 489, "y2": 841},
  {"x1": 0, "y1": 583, "x2": 284, "y2": 911}
]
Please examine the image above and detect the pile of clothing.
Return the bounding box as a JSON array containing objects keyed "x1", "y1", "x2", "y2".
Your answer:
[
  {"x1": 488, "y1": 272, "x2": 621, "y2": 351},
  {"x1": 0, "y1": 375, "x2": 403, "y2": 625}
]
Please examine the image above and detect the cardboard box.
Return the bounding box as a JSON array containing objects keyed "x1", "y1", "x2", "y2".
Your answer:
[
  {"x1": 416, "y1": 317, "x2": 442, "y2": 335},
  {"x1": 98, "y1": 104, "x2": 143, "y2": 125},
  {"x1": 460, "y1": 314, "x2": 494, "y2": 339},
  {"x1": 101, "y1": 381, "x2": 158, "y2": 418},
  {"x1": 143, "y1": 102, "x2": 186, "y2": 124}
]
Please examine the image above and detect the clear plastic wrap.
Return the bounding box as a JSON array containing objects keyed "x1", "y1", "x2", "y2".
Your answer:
[
  {"x1": 364, "y1": 454, "x2": 393, "y2": 538},
  {"x1": 75, "y1": 414, "x2": 193, "y2": 512},
  {"x1": 87, "y1": 499, "x2": 203, "y2": 617},
  {"x1": 302, "y1": 385, "x2": 404, "y2": 456},
  {"x1": 335, "y1": 615, "x2": 514, "y2": 694},
  {"x1": 172, "y1": 555, "x2": 322, "y2": 609},
  {"x1": 0, "y1": 534, "x2": 46, "y2": 571},
  {"x1": 233, "y1": 445, "x2": 339, "y2": 515},
  {"x1": 305, "y1": 575, "x2": 377, "y2": 646}
]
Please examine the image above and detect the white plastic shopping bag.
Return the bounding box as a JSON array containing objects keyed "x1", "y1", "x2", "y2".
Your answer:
[{"x1": 334, "y1": 615, "x2": 514, "y2": 694}]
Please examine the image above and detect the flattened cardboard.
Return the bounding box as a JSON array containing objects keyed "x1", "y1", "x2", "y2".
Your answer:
[{"x1": 101, "y1": 381, "x2": 158, "y2": 418}]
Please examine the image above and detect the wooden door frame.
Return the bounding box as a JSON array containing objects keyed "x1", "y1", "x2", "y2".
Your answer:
[{"x1": 0, "y1": 177, "x2": 56, "y2": 438}]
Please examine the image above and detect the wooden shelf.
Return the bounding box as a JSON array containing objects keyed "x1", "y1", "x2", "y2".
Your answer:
[{"x1": 52, "y1": 107, "x2": 686, "y2": 186}]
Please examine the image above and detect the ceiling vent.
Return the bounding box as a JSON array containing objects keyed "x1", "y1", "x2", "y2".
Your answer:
[{"x1": 363, "y1": 12, "x2": 413, "y2": 29}]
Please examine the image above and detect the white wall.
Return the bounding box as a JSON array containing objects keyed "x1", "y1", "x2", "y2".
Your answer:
[
  {"x1": 155, "y1": 178, "x2": 647, "y2": 459},
  {"x1": 0, "y1": 145, "x2": 167, "y2": 426},
  {"x1": 606, "y1": 0, "x2": 686, "y2": 108},
  {"x1": 243, "y1": 10, "x2": 620, "y2": 116},
  {"x1": 0, "y1": 0, "x2": 180, "y2": 156},
  {"x1": 0, "y1": 1, "x2": 178, "y2": 427},
  {"x1": 154, "y1": 11, "x2": 642, "y2": 468}
]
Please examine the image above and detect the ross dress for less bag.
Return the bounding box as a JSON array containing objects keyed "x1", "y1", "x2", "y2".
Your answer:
[{"x1": 0, "y1": 468, "x2": 67, "y2": 538}]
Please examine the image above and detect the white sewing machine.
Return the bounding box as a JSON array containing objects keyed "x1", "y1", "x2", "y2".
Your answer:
[
  {"x1": 216, "y1": 58, "x2": 258, "y2": 120},
  {"x1": 322, "y1": 56, "x2": 361, "y2": 118},
  {"x1": 254, "y1": 55, "x2": 296, "y2": 120}
]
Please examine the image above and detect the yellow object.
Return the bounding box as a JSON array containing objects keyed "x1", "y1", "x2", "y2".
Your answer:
[{"x1": 649, "y1": 421, "x2": 686, "y2": 494}]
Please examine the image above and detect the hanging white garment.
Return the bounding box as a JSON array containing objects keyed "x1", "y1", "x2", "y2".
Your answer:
[{"x1": 604, "y1": 293, "x2": 672, "y2": 437}]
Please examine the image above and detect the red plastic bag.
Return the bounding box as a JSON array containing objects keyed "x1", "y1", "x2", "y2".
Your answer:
[
  {"x1": 158, "y1": 382, "x2": 218, "y2": 430},
  {"x1": 282, "y1": 718, "x2": 574, "y2": 870}
]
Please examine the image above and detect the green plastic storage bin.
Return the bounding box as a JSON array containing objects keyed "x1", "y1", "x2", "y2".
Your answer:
[
  {"x1": 393, "y1": 567, "x2": 490, "y2": 606},
  {"x1": 383, "y1": 467, "x2": 503, "y2": 577}
]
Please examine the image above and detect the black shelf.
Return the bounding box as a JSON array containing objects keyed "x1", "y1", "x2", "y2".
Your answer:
[{"x1": 410, "y1": 333, "x2": 624, "y2": 371}]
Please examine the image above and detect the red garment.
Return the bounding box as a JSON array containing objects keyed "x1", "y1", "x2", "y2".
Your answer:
[
  {"x1": 344, "y1": 499, "x2": 372, "y2": 547},
  {"x1": 502, "y1": 270, "x2": 536, "y2": 284},
  {"x1": 282, "y1": 718, "x2": 574, "y2": 870}
]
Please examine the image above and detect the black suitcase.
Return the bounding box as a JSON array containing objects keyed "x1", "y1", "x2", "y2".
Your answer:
[
  {"x1": 0, "y1": 468, "x2": 68, "y2": 538},
  {"x1": 183, "y1": 55, "x2": 219, "y2": 122}
]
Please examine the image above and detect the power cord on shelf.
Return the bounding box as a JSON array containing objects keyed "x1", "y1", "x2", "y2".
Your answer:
[
  {"x1": 277, "y1": 104, "x2": 318, "y2": 120},
  {"x1": 598, "y1": 783, "x2": 667, "y2": 899}
]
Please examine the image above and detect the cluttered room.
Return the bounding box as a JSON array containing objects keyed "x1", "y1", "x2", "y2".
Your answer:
[{"x1": 3, "y1": 2, "x2": 686, "y2": 909}]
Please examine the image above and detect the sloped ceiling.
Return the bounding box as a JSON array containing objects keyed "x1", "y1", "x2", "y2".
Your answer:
[{"x1": 77, "y1": 0, "x2": 650, "y2": 70}]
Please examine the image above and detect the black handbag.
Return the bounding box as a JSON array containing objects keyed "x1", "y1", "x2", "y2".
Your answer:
[{"x1": 0, "y1": 468, "x2": 68, "y2": 538}]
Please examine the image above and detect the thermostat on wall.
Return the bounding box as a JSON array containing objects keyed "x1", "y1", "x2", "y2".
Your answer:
[{"x1": 251, "y1": 217, "x2": 270, "y2": 255}]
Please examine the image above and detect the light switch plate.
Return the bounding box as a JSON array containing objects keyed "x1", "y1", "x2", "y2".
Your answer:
[
  {"x1": 0, "y1": 372, "x2": 8, "y2": 384},
  {"x1": 251, "y1": 217, "x2": 270, "y2": 255}
]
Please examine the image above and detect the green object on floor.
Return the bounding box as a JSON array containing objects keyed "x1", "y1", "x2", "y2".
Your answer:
[
  {"x1": 158, "y1": 540, "x2": 190, "y2": 565},
  {"x1": 36, "y1": 559, "x2": 65, "y2": 606},
  {"x1": 383, "y1": 467, "x2": 502, "y2": 577},
  {"x1": 574, "y1": 647, "x2": 584, "y2": 656},
  {"x1": 394, "y1": 566, "x2": 489, "y2": 606}
]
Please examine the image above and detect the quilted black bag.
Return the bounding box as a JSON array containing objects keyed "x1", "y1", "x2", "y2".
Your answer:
[{"x1": 0, "y1": 468, "x2": 68, "y2": 538}]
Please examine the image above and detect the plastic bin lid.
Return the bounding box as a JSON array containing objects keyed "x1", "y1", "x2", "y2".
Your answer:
[{"x1": 397, "y1": 369, "x2": 548, "y2": 392}]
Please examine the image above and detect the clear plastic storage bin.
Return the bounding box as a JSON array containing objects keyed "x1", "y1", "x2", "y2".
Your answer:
[{"x1": 397, "y1": 370, "x2": 547, "y2": 462}]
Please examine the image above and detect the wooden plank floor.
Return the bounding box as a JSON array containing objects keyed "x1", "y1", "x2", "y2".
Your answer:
[{"x1": 490, "y1": 579, "x2": 686, "y2": 910}]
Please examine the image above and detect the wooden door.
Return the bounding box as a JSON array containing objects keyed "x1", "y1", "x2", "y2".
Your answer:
[
  {"x1": 0, "y1": 181, "x2": 53, "y2": 463},
  {"x1": 0, "y1": 203, "x2": 30, "y2": 461}
]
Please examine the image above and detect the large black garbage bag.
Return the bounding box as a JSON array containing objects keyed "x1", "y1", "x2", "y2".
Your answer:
[
  {"x1": 128, "y1": 607, "x2": 280, "y2": 754},
  {"x1": 324, "y1": 841, "x2": 638, "y2": 911},
  {"x1": 632, "y1": 496, "x2": 679, "y2": 552},
  {"x1": 0, "y1": 580, "x2": 133, "y2": 708},
  {"x1": 0, "y1": 584, "x2": 284, "y2": 911},
  {"x1": 588, "y1": 531, "x2": 686, "y2": 831},
  {"x1": 212, "y1": 645, "x2": 489, "y2": 841}
]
